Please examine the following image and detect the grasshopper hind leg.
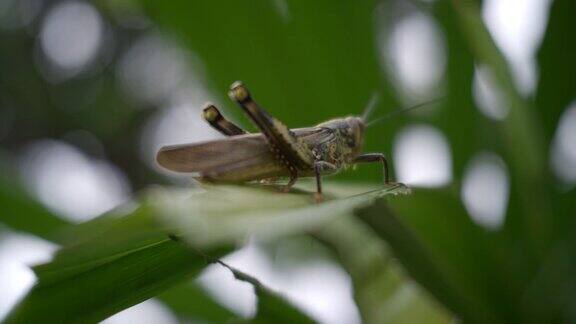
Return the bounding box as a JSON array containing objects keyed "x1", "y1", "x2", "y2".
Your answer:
[
  {"x1": 228, "y1": 81, "x2": 313, "y2": 169},
  {"x1": 202, "y1": 103, "x2": 247, "y2": 136}
]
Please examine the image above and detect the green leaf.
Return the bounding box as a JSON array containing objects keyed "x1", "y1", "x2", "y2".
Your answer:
[
  {"x1": 314, "y1": 216, "x2": 452, "y2": 324},
  {"x1": 146, "y1": 183, "x2": 408, "y2": 322},
  {"x1": 431, "y1": 2, "x2": 480, "y2": 177},
  {"x1": 449, "y1": 0, "x2": 554, "y2": 255},
  {"x1": 148, "y1": 182, "x2": 410, "y2": 248},
  {"x1": 535, "y1": 0, "x2": 576, "y2": 232},
  {"x1": 0, "y1": 161, "x2": 239, "y2": 322},
  {"x1": 158, "y1": 282, "x2": 239, "y2": 323},
  {"x1": 536, "y1": 0, "x2": 576, "y2": 149},
  {"x1": 0, "y1": 167, "x2": 71, "y2": 243},
  {"x1": 0, "y1": 168, "x2": 241, "y2": 323},
  {"x1": 356, "y1": 189, "x2": 522, "y2": 324},
  {"x1": 5, "y1": 205, "x2": 231, "y2": 323},
  {"x1": 213, "y1": 260, "x2": 315, "y2": 324},
  {"x1": 7, "y1": 182, "x2": 409, "y2": 323}
]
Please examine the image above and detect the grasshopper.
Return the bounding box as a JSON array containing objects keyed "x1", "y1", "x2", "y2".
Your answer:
[{"x1": 156, "y1": 81, "x2": 393, "y2": 202}]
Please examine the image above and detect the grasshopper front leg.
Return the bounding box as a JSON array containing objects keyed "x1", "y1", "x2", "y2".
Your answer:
[
  {"x1": 353, "y1": 153, "x2": 391, "y2": 183},
  {"x1": 313, "y1": 161, "x2": 337, "y2": 203},
  {"x1": 202, "y1": 103, "x2": 247, "y2": 136}
]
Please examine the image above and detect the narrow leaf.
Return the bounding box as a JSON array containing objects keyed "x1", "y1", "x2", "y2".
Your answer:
[
  {"x1": 214, "y1": 260, "x2": 315, "y2": 323},
  {"x1": 150, "y1": 182, "x2": 411, "y2": 248},
  {"x1": 5, "y1": 205, "x2": 230, "y2": 323}
]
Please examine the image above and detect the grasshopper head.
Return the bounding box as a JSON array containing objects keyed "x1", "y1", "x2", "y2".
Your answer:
[
  {"x1": 346, "y1": 116, "x2": 365, "y2": 154},
  {"x1": 317, "y1": 116, "x2": 365, "y2": 154}
]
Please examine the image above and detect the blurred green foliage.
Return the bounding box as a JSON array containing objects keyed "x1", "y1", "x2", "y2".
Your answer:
[{"x1": 1, "y1": 0, "x2": 575, "y2": 323}]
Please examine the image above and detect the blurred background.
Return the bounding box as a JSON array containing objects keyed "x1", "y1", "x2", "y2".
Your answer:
[{"x1": 1, "y1": 0, "x2": 575, "y2": 323}]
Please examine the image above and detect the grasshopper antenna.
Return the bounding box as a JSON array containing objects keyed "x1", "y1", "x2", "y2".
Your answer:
[
  {"x1": 361, "y1": 93, "x2": 380, "y2": 122},
  {"x1": 366, "y1": 97, "x2": 444, "y2": 128}
]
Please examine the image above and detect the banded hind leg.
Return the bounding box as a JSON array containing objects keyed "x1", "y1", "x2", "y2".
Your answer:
[
  {"x1": 202, "y1": 103, "x2": 247, "y2": 136},
  {"x1": 228, "y1": 81, "x2": 313, "y2": 170},
  {"x1": 228, "y1": 81, "x2": 314, "y2": 192}
]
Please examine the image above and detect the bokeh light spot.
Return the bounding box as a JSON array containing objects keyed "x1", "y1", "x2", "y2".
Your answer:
[
  {"x1": 0, "y1": 232, "x2": 57, "y2": 321},
  {"x1": 473, "y1": 65, "x2": 509, "y2": 121},
  {"x1": 551, "y1": 101, "x2": 576, "y2": 186},
  {"x1": 39, "y1": 1, "x2": 103, "y2": 78},
  {"x1": 273, "y1": 0, "x2": 291, "y2": 22},
  {"x1": 461, "y1": 152, "x2": 509, "y2": 230},
  {"x1": 383, "y1": 13, "x2": 446, "y2": 102},
  {"x1": 102, "y1": 299, "x2": 179, "y2": 324},
  {"x1": 19, "y1": 140, "x2": 131, "y2": 222},
  {"x1": 482, "y1": 0, "x2": 552, "y2": 94},
  {"x1": 140, "y1": 88, "x2": 224, "y2": 175},
  {"x1": 117, "y1": 33, "x2": 192, "y2": 106},
  {"x1": 393, "y1": 124, "x2": 452, "y2": 187}
]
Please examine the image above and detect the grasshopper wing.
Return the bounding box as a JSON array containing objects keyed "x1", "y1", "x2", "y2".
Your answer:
[{"x1": 156, "y1": 128, "x2": 326, "y2": 182}]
